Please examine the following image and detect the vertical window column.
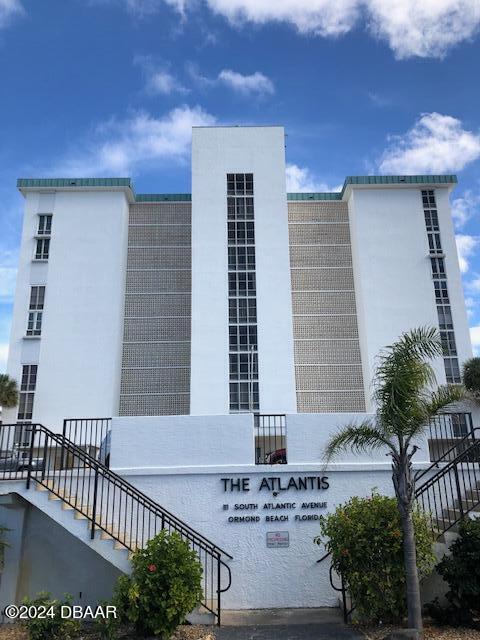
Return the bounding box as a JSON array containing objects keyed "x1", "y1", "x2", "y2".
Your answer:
[
  {"x1": 227, "y1": 173, "x2": 259, "y2": 411},
  {"x1": 34, "y1": 213, "x2": 52, "y2": 260},
  {"x1": 27, "y1": 286, "x2": 45, "y2": 336},
  {"x1": 17, "y1": 365, "x2": 37, "y2": 421},
  {"x1": 422, "y1": 189, "x2": 461, "y2": 383}
]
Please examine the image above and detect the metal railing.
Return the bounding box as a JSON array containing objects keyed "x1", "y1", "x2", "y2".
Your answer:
[
  {"x1": 254, "y1": 414, "x2": 287, "y2": 464},
  {"x1": 318, "y1": 422, "x2": 480, "y2": 624},
  {"x1": 415, "y1": 428, "x2": 480, "y2": 536},
  {"x1": 63, "y1": 417, "x2": 111, "y2": 465},
  {"x1": 427, "y1": 412, "x2": 476, "y2": 462},
  {"x1": 0, "y1": 423, "x2": 232, "y2": 624}
]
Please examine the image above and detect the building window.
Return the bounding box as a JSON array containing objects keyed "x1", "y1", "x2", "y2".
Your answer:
[
  {"x1": 227, "y1": 173, "x2": 259, "y2": 412},
  {"x1": 434, "y1": 280, "x2": 449, "y2": 304},
  {"x1": 444, "y1": 357, "x2": 461, "y2": 384},
  {"x1": 440, "y1": 330, "x2": 457, "y2": 356},
  {"x1": 18, "y1": 365, "x2": 37, "y2": 421},
  {"x1": 227, "y1": 173, "x2": 253, "y2": 196},
  {"x1": 422, "y1": 189, "x2": 461, "y2": 384},
  {"x1": 430, "y1": 257, "x2": 446, "y2": 279},
  {"x1": 35, "y1": 238, "x2": 50, "y2": 260},
  {"x1": 37, "y1": 214, "x2": 52, "y2": 236},
  {"x1": 427, "y1": 232, "x2": 443, "y2": 254},
  {"x1": 27, "y1": 286, "x2": 45, "y2": 336},
  {"x1": 437, "y1": 305, "x2": 453, "y2": 330}
]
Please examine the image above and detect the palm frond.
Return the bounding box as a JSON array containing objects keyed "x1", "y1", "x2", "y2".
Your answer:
[
  {"x1": 423, "y1": 384, "x2": 466, "y2": 418},
  {"x1": 324, "y1": 420, "x2": 395, "y2": 462},
  {"x1": 373, "y1": 326, "x2": 443, "y2": 432},
  {"x1": 0, "y1": 374, "x2": 19, "y2": 408}
]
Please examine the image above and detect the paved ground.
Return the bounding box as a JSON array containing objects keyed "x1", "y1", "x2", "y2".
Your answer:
[{"x1": 216, "y1": 608, "x2": 364, "y2": 640}]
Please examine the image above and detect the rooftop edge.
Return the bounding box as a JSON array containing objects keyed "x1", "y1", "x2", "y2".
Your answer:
[{"x1": 17, "y1": 175, "x2": 458, "y2": 202}]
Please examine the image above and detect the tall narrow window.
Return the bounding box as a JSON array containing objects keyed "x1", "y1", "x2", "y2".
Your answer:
[
  {"x1": 17, "y1": 364, "x2": 37, "y2": 421},
  {"x1": 227, "y1": 173, "x2": 259, "y2": 411},
  {"x1": 27, "y1": 286, "x2": 45, "y2": 336},
  {"x1": 35, "y1": 238, "x2": 50, "y2": 260},
  {"x1": 422, "y1": 189, "x2": 461, "y2": 383},
  {"x1": 37, "y1": 214, "x2": 52, "y2": 236}
]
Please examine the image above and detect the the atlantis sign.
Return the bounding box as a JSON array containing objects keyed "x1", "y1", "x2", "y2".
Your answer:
[
  {"x1": 220, "y1": 476, "x2": 330, "y2": 525},
  {"x1": 221, "y1": 475, "x2": 329, "y2": 493}
]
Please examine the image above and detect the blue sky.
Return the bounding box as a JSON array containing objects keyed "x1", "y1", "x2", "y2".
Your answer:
[{"x1": 1, "y1": 0, "x2": 480, "y2": 371}]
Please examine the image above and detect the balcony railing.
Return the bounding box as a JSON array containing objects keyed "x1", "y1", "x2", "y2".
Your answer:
[
  {"x1": 254, "y1": 414, "x2": 286, "y2": 464},
  {"x1": 428, "y1": 412, "x2": 477, "y2": 462}
]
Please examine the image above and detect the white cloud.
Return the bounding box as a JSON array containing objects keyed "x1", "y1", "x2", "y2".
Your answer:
[
  {"x1": 53, "y1": 105, "x2": 216, "y2": 176},
  {"x1": 365, "y1": 0, "x2": 480, "y2": 59},
  {"x1": 0, "y1": 0, "x2": 24, "y2": 29},
  {"x1": 134, "y1": 55, "x2": 188, "y2": 95},
  {"x1": 125, "y1": 0, "x2": 185, "y2": 16},
  {"x1": 202, "y1": 0, "x2": 480, "y2": 59},
  {"x1": 286, "y1": 164, "x2": 340, "y2": 193},
  {"x1": 218, "y1": 69, "x2": 274, "y2": 96},
  {"x1": 455, "y1": 234, "x2": 479, "y2": 274},
  {"x1": 0, "y1": 249, "x2": 18, "y2": 303},
  {"x1": 146, "y1": 71, "x2": 187, "y2": 94},
  {"x1": 206, "y1": 0, "x2": 360, "y2": 37},
  {"x1": 0, "y1": 343, "x2": 8, "y2": 373},
  {"x1": 470, "y1": 326, "x2": 480, "y2": 355},
  {"x1": 451, "y1": 190, "x2": 480, "y2": 229},
  {"x1": 367, "y1": 91, "x2": 391, "y2": 108},
  {"x1": 104, "y1": 1, "x2": 480, "y2": 59},
  {"x1": 379, "y1": 113, "x2": 480, "y2": 174}
]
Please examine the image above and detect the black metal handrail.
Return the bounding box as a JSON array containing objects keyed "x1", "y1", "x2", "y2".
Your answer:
[
  {"x1": 415, "y1": 427, "x2": 480, "y2": 484},
  {"x1": 63, "y1": 417, "x2": 111, "y2": 463},
  {"x1": 317, "y1": 426, "x2": 480, "y2": 624},
  {"x1": 415, "y1": 433, "x2": 480, "y2": 537},
  {"x1": 0, "y1": 423, "x2": 232, "y2": 624},
  {"x1": 427, "y1": 412, "x2": 475, "y2": 462}
]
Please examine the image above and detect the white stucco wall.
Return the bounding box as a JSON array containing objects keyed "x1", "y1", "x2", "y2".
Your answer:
[
  {"x1": 123, "y1": 467, "x2": 394, "y2": 609},
  {"x1": 4, "y1": 188, "x2": 130, "y2": 430},
  {"x1": 435, "y1": 188, "x2": 473, "y2": 365},
  {"x1": 190, "y1": 126, "x2": 297, "y2": 415},
  {"x1": 111, "y1": 414, "x2": 255, "y2": 470},
  {"x1": 348, "y1": 187, "x2": 447, "y2": 408},
  {"x1": 0, "y1": 500, "x2": 121, "y2": 612}
]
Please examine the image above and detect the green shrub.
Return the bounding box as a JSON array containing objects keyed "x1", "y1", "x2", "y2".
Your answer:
[
  {"x1": 316, "y1": 492, "x2": 435, "y2": 624},
  {"x1": 427, "y1": 517, "x2": 480, "y2": 628},
  {"x1": 94, "y1": 599, "x2": 119, "y2": 640},
  {"x1": 113, "y1": 530, "x2": 203, "y2": 638},
  {"x1": 463, "y1": 357, "x2": 480, "y2": 398},
  {"x1": 20, "y1": 592, "x2": 80, "y2": 640}
]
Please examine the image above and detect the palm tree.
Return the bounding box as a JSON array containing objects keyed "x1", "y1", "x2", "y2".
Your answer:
[
  {"x1": 0, "y1": 374, "x2": 19, "y2": 408},
  {"x1": 462, "y1": 357, "x2": 480, "y2": 401},
  {"x1": 325, "y1": 327, "x2": 465, "y2": 634}
]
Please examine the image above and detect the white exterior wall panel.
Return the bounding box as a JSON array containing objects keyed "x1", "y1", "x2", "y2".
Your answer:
[
  {"x1": 347, "y1": 187, "x2": 445, "y2": 405},
  {"x1": 5, "y1": 189, "x2": 129, "y2": 430},
  {"x1": 190, "y1": 127, "x2": 297, "y2": 415}
]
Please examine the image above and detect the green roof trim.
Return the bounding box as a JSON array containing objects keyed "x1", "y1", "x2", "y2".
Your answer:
[
  {"x1": 18, "y1": 175, "x2": 457, "y2": 203},
  {"x1": 17, "y1": 178, "x2": 134, "y2": 190},
  {"x1": 287, "y1": 192, "x2": 341, "y2": 201},
  {"x1": 136, "y1": 193, "x2": 192, "y2": 202},
  {"x1": 342, "y1": 174, "x2": 457, "y2": 188}
]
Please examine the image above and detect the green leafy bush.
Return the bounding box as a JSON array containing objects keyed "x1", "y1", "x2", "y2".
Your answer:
[
  {"x1": 114, "y1": 530, "x2": 203, "y2": 638},
  {"x1": 316, "y1": 492, "x2": 435, "y2": 624},
  {"x1": 426, "y1": 517, "x2": 480, "y2": 628},
  {"x1": 20, "y1": 592, "x2": 80, "y2": 640},
  {"x1": 463, "y1": 357, "x2": 480, "y2": 399}
]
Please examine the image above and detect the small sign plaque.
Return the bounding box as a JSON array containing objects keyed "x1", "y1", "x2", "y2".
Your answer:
[{"x1": 266, "y1": 531, "x2": 289, "y2": 548}]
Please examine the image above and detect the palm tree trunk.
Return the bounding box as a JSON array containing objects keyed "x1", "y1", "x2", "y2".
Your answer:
[
  {"x1": 400, "y1": 506, "x2": 423, "y2": 633},
  {"x1": 392, "y1": 447, "x2": 423, "y2": 634}
]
